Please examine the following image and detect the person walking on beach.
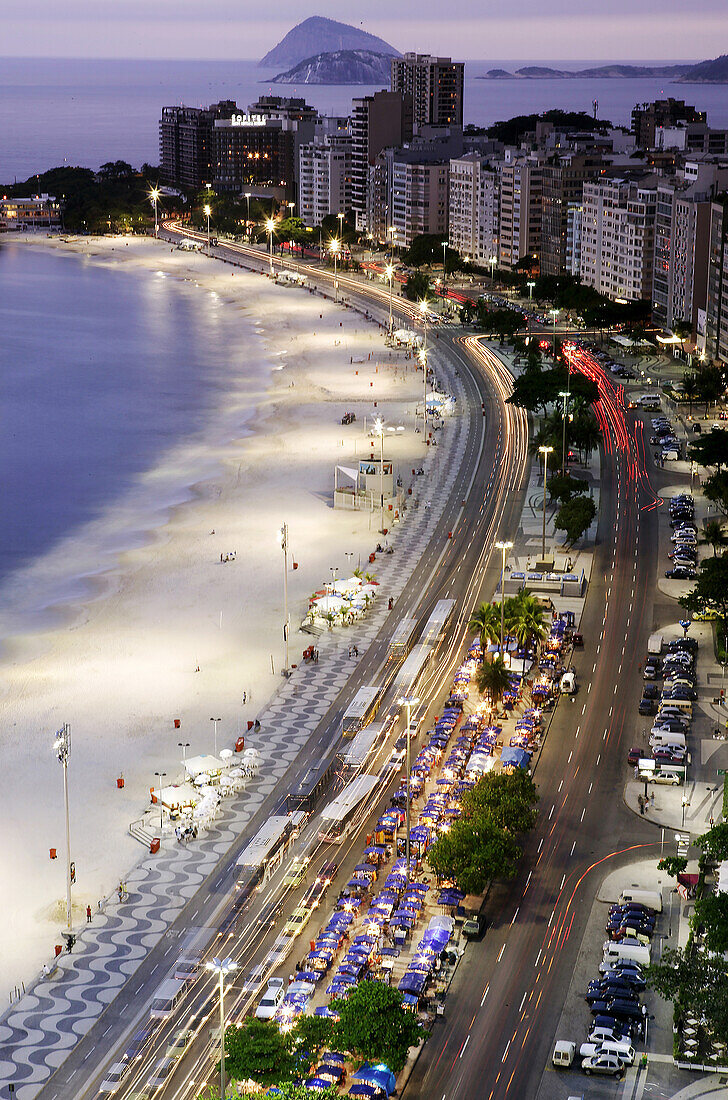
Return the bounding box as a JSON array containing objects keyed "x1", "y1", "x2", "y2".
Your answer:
[
  {"x1": 86, "y1": 905, "x2": 92, "y2": 923},
  {"x1": 242, "y1": 691, "x2": 247, "y2": 704}
]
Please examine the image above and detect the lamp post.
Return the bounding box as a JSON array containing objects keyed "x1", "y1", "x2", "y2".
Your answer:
[
  {"x1": 397, "y1": 696, "x2": 420, "y2": 887},
  {"x1": 153, "y1": 771, "x2": 167, "y2": 830},
  {"x1": 490, "y1": 256, "x2": 497, "y2": 284},
  {"x1": 204, "y1": 204, "x2": 211, "y2": 252},
  {"x1": 329, "y1": 238, "x2": 340, "y2": 302},
  {"x1": 280, "y1": 524, "x2": 290, "y2": 675},
  {"x1": 244, "y1": 192, "x2": 251, "y2": 237},
  {"x1": 149, "y1": 187, "x2": 160, "y2": 237},
  {"x1": 337, "y1": 212, "x2": 344, "y2": 240},
  {"x1": 53, "y1": 724, "x2": 73, "y2": 938},
  {"x1": 265, "y1": 218, "x2": 275, "y2": 276},
  {"x1": 441, "y1": 240, "x2": 448, "y2": 288},
  {"x1": 526, "y1": 280, "x2": 535, "y2": 334},
  {"x1": 558, "y1": 390, "x2": 570, "y2": 475},
  {"x1": 385, "y1": 263, "x2": 394, "y2": 335},
  {"x1": 418, "y1": 347, "x2": 428, "y2": 435},
  {"x1": 288, "y1": 201, "x2": 295, "y2": 221},
  {"x1": 374, "y1": 418, "x2": 386, "y2": 533},
  {"x1": 178, "y1": 741, "x2": 190, "y2": 762},
  {"x1": 550, "y1": 308, "x2": 559, "y2": 359},
  {"x1": 210, "y1": 717, "x2": 221, "y2": 757},
  {"x1": 495, "y1": 541, "x2": 513, "y2": 655},
  {"x1": 539, "y1": 445, "x2": 553, "y2": 562},
  {"x1": 681, "y1": 796, "x2": 690, "y2": 828},
  {"x1": 207, "y1": 957, "x2": 237, "y2": 1100},
  {"x1": 527, "y1": 281, "x2": 535, "y2": 304}
]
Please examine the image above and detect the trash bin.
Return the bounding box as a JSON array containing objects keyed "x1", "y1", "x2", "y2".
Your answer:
[
  {"x1": 174, "y1": 719, "x2": 181, "y2": 729},
  {"x1": 150, "y1": 838, "x2": 160, "y2": 854},
  {"x1": 55, "y1": 944, "x2": 62, "y2": 957},
  {"x1": 49, "y1": 848, "x2": 57, "y2": 860},
  {"x1": 236, "y1": 736, "x2": 246, "y2": 752},
  {"x1": 117, "y1": 776, "x2": 124, "y2": 789}
]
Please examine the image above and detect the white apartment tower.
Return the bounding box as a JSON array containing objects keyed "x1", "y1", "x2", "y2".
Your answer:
[
  {"x1": 580, "y1": 177, "x2": 657, "y2": 301},
  {"x1": 298, "y1": 135, "x2": 351, "y2": 228},
  {"x1": 498, "y1": 156, "x2": 543, "y2": 270},
  {"x1": 448, "y1": 153, "x2": 499, "y2": 265}
]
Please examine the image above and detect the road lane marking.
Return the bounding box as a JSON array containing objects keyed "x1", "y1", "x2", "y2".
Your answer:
[
  {"x1": 534, "y1": 949, "x2": 542, "y2": 967},
  {"x1": 481, "y1": 983, "x2": 490, "y2": 1006},
  {"x1": 502, "y1": 1040, "x2": 511, "y2": 1063},
  {"x1": 537, "y1": 838, "x2": 544, "y2": 853},
  {"x1": 497, "y1": 944, "x2": 506, "y2": 962},
  {"x1": 548, "y1": 804, "x2": 555, "y2": 819},
  {"x1": 567, "y1": 751, "x2": 572, "y2": 763},
  {"x1": 560, "y1": 874, "x2": 566, "y2": 889},
  {"x1": 511, "y1": 908, "x2": 520, "y2": 925},
  {"x1": 582, "y1": 704, "x2": 586, "y2": 714},
  {"x1": 596, "y1": 754, "x2": 601, "y2": 765},
  {"x1": 558, "y1": 780, "x2": 563, "y2": 792},
  {"x1": 459, "y1": 1036, "x2": 470, "y2": 1059},
  {"x1": 580, "y1": 807, "x2": 586, "y2": 822},
  {"x1": 519, "y1": 991, "x2": 527, "y2": 1012},
  {"x1": 570, "y1": 840, "x2": 576, "y2": 855}
]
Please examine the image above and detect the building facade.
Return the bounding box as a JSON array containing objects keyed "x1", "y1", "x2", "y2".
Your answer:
[
  {"x1": 159, "y1": 102, "x2": 237, "y2": 188},
  {"x1": 652, "y1": 176, "x2": 719, "y2": 333},
  {"x1": 580, "y1": 176, "x2": 657, "y2": 301},
  {"x1": 212, "y1": 115, "x2": 295, "y2": 197},
  {"x1": 350, "y1": 91, "x2": 413, "y2": 232},
  {"x1": 0, "y1": 193, "x2": 61, "y2": 230},
  {"x1": 631, "y1": 98, "x2": 705, "y2": 149},
  {"x1": 705, "y1": 198, "x2": 728, "y2": 365},
  {"x1": 540, "y1": 154, "x2": 605, "y2": 276},
  {"x1": 448, "y1": 152, "x2": 499, "y2": 265},
  {"x1": 498, "y1": 156, "x2": 543, "y2": 270},
  {"x1": 298, "y1": 135, "x2": 352, "y2": 227},
  {"x1": 390, "y1": 53, "x2": 464, "y2": 131},
  {"x1": 390, "y1": 154, "x2": 449, "y2": 249}
]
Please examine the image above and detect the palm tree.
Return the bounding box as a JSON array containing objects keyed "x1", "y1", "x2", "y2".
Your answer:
[
  {"x1": 507, "y1": 591, "x2": 548, "y2": 674},
  {"x1": 475, "y1": 656, "x2": 513, "y2": 708},
  {"x1": 468, "y1": 601, "x2": 501, "y2": 651},
  {"x1": 682, "y1": 372, "x2": 699, "y2": 418},
  {"x1": 700, "y1": 520, "x2": 728, "y2": 557},
  {"x1": 571, "y1": 412, "x2": 601, "y2": 464}
]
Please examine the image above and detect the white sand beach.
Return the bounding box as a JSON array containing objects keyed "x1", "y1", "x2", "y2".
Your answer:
[{"x1": 0, "y1": 235, "x2": 431, "y2": 1001}]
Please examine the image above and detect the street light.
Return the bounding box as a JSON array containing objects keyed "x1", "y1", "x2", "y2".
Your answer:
[
  {"x1": 441, "y1": 240, "x2": 448, "y2": 287},
  {"x1": 527, "y1": 281, "x2": 535, "y2": 303},
  {"x1": 204, "y1": 204, "x2": 212, "y2": 252},
  {"x1": 418, "y1": 346, "x2": 428, "y2": 436},
  {"x1": 280, "y1": 524, "x2": 290, "y2": 676},
  {"x1": 244, "y1": 192, "x2": 251, "y2": 237},
  {"x1": 373, "y1": 418, "x2": 386, "y2": 533},
  {"x1": 153, "y1": 771, "x2": 167, "y2": 830},
  {"x1": 397, "y1": 696, "x2": 420, "y2": 887},
  {"x1": 489, "y1": 255, "x2": 497, "y2": 283},
  {"x1": 207, "y1": 957, "x2": 237, "y2": 1100},
  {"x1": 210, "y1": 717, "x2": 222, "y2": 757},
  {"x1": 550, "y1": 308, "x2": 559, "y2": 358},
  {"x1": 495, "y1": 541, "x2": 513, "y2": 654},
  {"x1": 148, "y1": 187, "x2": 160, "y2": 237},
  {"x1": 337, "y1": 212, "x2": 344, "y2": 239},
  {"x1": 538, "y1": 445, "x2": 553, "y2": 562},
  {"x1": 385, "y1": 263, "x2": 394, "y2": 335},
  {"x1": 265, "y1": 217, "x2": 276, "y2": 276},
  {"x1": 178, "y1": 741, "x2": 191, "y2": 761},
  {"x1": 329, "y1": 237, "x2": 340, "y2": 302},
  {"x1": 681, "y1": 796, "x2": 691, "y2": 828},
  {"x1": 53, "y1": 724, "x2": 73, "y2": 939},
  {"x1": 558, "y1": 390, "x2": 570, "y2": 475}
]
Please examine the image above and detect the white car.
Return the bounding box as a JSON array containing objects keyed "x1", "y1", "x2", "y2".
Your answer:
[
  {"x1": 255, "y1": 978, "x2": 285, "y2": 1020},
  {"x1": 98, "y1": 1062, "x2": 129, "y2": 1094},
  {"x1": 582, "y1": 1052, "x2": 624, "y2": 1077}
]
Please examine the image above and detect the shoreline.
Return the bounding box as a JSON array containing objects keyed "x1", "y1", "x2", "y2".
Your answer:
[{"x1": 0, "y1": 233, "x2": 430, "y2": 1001}]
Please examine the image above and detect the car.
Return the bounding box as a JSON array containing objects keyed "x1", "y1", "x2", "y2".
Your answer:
[
  {"x1": 580, "y1": 1040, "x2": 635, "y2": 1066},
  {"x1": 588, "y1": 1025, "x2": 631, "y2": 1045},
  {"x1": 147, "y1": 1057, "x2": 176, "y2": 1090},
  {"x1": 283, "y1": 906, "x2": 312, "y2": 938},
  {"x1": 643, "y1": 664, "x2": 661, "y2": 681},
  {"x1": 282, "y1": 857, "x2": 310, "y2": 888},
  {"x1": 611, "y1": 926, "x2": 651, "y2": 945},
  {"x1": 124, "y1": 1024, "x2": 155, "y2": 1062},
  {"x1": 666, "y1": 568, "x2": 697, "y2": 579},
  {"x1": 649, "y1": 769, "x2": 684, "y2": 785},
  {"x1": 582, "y1": 1053, "x2": 625, "y2": 1077},
  {"x1": 165, "y1": 1028, "x2": 193, "y2": 1059},
  {"x1": 627, "y1": 746, "x2": 646, "y2": 765},
  {"x1": 601, "y1": 969, "x2": 646, "y2": 991},
  {"x1": 607, "y1": 907, "x2": 655, "y2": 927},
  {"x1": 99, "y1": 1062, "x2": 130, "y2": 1094},
  {"x1": 638, "y1": 697, "x2": 656, "y2": 715},
  {"x1": 693, "y1": 608, "x2": 718, "y2": 621},
  {"x1": 173, "y1": 956, "x2": 202, "y2": 982},
  {"x1": 653, "y1": 749, "x2": 687, "y2": 765},
  {"x1": 642, "y1": 684, "x2": 660, "y2": 699},
  {"x1": 462, "y1": 912, "x2": 487, "y2": 939},
  {"x1": 255, "y1": 979, "x2": 285, "y2": 1020},
  {"x1": 591, "y1": 1011, "x2": 635, "y2": 1035}
]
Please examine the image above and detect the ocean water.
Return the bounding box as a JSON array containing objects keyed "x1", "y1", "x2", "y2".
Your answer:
[
  {"x1": 0, "y1": 241, "x2": 258, "y2": 633},
  {"x1": 1, "y1": 57, "x2": 728, "y2": 181}
]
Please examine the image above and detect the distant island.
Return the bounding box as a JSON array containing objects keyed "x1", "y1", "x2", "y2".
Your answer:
[
  {"x1": 270, "y1": 49, "x2": 394, "y2": 85},
  {"x1": 479, "y1": 55, "x2": 728, "y2": 83},
  {"x1": 260, "y1": 15, "x2": 400, "y2": 70}
]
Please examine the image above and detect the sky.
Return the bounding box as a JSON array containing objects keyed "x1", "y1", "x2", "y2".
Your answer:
[{"x1": 1, "y1": 0, "x2": 725, "y2": 60}]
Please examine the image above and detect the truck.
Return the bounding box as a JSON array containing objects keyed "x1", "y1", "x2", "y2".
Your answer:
[{"x1": 647, "y1": 632, "x2": 663, "y2": 656}]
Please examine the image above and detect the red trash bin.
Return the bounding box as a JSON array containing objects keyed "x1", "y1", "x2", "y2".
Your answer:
[
  {"x1": 49, "y1": 848, "x2": 57, "y2": 860},
  {"x1": 117, "y1": 776, "x2": 124, "y2": 789},
  {"x1": 236, "y1": 736, "x2": 246, "y2": 751},
  {"x1": 174, "y1": 719, "x2": 181, "y2": 729},
  {"x1": 55, "y1": 944, "x2": 62, "y2": 957},
  {"x1": 150, "y1": 838, "x2": 160, "y2": 854}
]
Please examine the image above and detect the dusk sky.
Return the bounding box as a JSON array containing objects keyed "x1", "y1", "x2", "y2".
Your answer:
[{"x1": 2, "y1": 1, "x2": 726, "y2": 60}]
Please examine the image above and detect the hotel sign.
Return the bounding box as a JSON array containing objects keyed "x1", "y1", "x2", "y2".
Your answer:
[{"x1": 230, "y1": 113, "x2": 267, "y2": 127}]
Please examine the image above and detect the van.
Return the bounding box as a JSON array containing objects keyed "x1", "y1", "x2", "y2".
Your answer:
[
  {"x1": 649, "y1": 732, "x2": 686, "y2": 750},
  {"x1": 149, "y1": 978, "x2": 186, "y2": 1020},
  {"x1": 647, "y1": 632, "x2": 663, "y2": 656},
  {"x1": 640, "y1": 394, "x2": 661, "y2": 408},
  {"x1": 662, "y1": 448, "x2": 679, "y2": 461},
  {"x1": 552, "y1": 1040, "x2": 576, "y2": 1067},
  {"x1": 602, "y1": 941, "x2": 651, "y2": 968},
  {"x1": 659, "y1": 698, "x2": 692, "y2": 715},
  {"x1": 618, "y1": 889, "x2": 662, "y2": 913}
]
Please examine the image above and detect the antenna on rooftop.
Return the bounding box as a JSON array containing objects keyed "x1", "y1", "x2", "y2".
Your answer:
[{"x1": 593, "y1": 99, "x2": 598, "y2": 120}]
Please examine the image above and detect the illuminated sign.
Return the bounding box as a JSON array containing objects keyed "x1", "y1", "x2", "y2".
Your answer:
[{"x1": 230, "y1": 113, "x2": 267, "y2": 127}]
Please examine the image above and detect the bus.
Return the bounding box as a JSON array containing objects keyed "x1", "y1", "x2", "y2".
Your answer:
[
  {"x1": 342, "y1": 685, "x2": 382, "y2": 739},
  {"x1": 420, "y1": 599, "x2": 456, "y2": 647},
  {"x1": 337, "y1": 720, "x2": 388, "y2": 770},
  {"x1": 393, "y1": 643, "x2": 433, "y2": 697},
  {"x1": 387, "y1": 617, "x2": 418, "y2": 662},
  {"x1": 235, "y1": 813, "x2": 304, "y2": 882},
  {"x1": 286, "y1": 756, "x2": 336, "y2": 814},
  {"x1": 319, "y1": 774, "x2": 380, "y2": 843}
]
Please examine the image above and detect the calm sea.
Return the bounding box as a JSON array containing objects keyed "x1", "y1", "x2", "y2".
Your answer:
[
  {"x1": 0, "y1": 241, "x2": 258, "y2": 633},
  {"x1": 1, "y1": 57, "x2": 728, "y2": 182}
]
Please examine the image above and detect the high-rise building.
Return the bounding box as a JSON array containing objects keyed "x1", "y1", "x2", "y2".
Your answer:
[
  {"x1": 540, "y1": 154, "x2": 605, "y2": 276},
  {"x1": 212, "y1": 115, "x2": 295, "y2": 198},
  {"x1": 350, "y1": 91, "x2": 413, "y2": 232},
  {"x1": 566, "y1": 203, "x2": 584, "y2": 276},
  {"x1": 390, "y1": 53, "x2": 464, "y2": 130},
  {"x1": 448, "y1": 153, "x2": 499, "y2": 265},
  {"x1": 298, "y1": 134, "x2": 352, "y2": 227},
  {"x1": 580, "y1": 176, "x2": 657, "y2": 301},
  {"x1": 159, "y1": 101, "x2": 237, "y2": 188},
  {"x1": 705, "y1": 197, "x2": 728, "y2": 365},
  {"x1": 631, "y1": 98, "x2": 706, "y2": 149},
  {"x1": 498, "y1": 156, "x2": 543, "y2": 271},
  {"x1": 390, "y1": 152, "x2": 449, "y2": 248}
]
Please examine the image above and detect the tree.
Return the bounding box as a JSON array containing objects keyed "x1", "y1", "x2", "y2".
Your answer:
[
  {"x1": 507, "y1": 598, "x2": 548, "y2": 672},
  {"x1": 427, "y1": 816, "x2": 523, "y2": 894},
  {"x1": 679, "y1": 555, "x2": 728, "y2": 640},
  {"x1": 570, "y1": 411, "x2": 602, "y2": 463},
  {"x1": 657, "y1": 856, "x2": 688, "y2": 878},
  {"x1": 673, "y1": 318, "x2": 693, "y2": 352},
  {"x1": 330, "y1": 980, "x2": 426, "y2": 1072},
  {"x1": 468, "y1": 602, "x2": 501, "y2": 650},
  {"x1": 554, "y1": 495, "x2": 597, "y2": 547},
  {"x1": 270, "y1": 1085, "x2": 338, "y2": 1100},
  {"x1": 475, "y1": 655, "x2": 513, "y2": 705},
  {"x1": 547, "y1": 474, "x2": 588, "y2": 503},
  {"x1": 290, "y1": 1013, "x2": 334, "y2": 1057},
  {"x1": 696, "y1": 821, "x2": 728, "y2": 863},
  {"x1": 692, "y1": 892, "x2": 728, "y2": 954},
  {"x1": 699, "y1": 520, "x2": 728, "y2": 557},
  {"x1": 403, "y1": 270, "x2": 430, "y2": 301},
  {"x1": 704, "y1": 470, "x2": 728, "y2": 517},
  {"x1": 460, "y1": 770, "x2": 539, "y2": 834},
  {"x1": 648, "y1": 945, "x2": 728, "y2": 1041},
  {"x1": 697, "y1": 365, "x2": 725, "y2": 415},
  {"x1": 224, "y1": 1019, "x2": 295, "y2": 1086},
  {"x1": 682, "y1": 372, "x2": 699, "y2": 417},
  {"x1": 688, "y1": 428, "x2": 728, "y2": 471}
]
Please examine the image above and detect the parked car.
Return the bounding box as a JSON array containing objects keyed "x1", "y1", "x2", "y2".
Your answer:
[
  {"x1": 582, "y1": 1053, "x2": 625, "y2": 1077},
  {"x1": 666, "y1": 567, "x2": 697, "y2": 579}
]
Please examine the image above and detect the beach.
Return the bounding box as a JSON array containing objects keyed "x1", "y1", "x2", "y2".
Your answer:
[{"x1": 0, "y1": 235, "x2": 430, "y2": 1002}]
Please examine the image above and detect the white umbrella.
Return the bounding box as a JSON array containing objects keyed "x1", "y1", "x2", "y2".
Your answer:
[
  {"x1": 359, "y1": 584, "x2": 378, "y2": 597},
  {"x1": 219, "y1": 748, "x2": 233, "y2": 761},
  {"x1": 193, "y1": 773, "x2": 210, "y2": 786},
  {"x1": 333, "y1": 577, "x2": 361, "y2": 595},
  {"x1": 228, "y1": 767, "x2": 244, "y2": 778},
  {"x1": 314, "y1": 595, "x2": 348, "y2": 614},
  {"x1": 243, "y1": 747, "x2": 260, "y2": 758}
]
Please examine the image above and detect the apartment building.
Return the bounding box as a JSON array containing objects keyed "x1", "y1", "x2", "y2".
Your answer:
[
  {"x1": 390, "y1": 151, "x2": 449, "y2": 249},
  {"x1": 448, "y1": 152, "x2": 499, "y2": 264},
  {"x1": 390, "y1": 53, "x2": 464, "y2": 131},
  {"x1": 350, "y1": 91, "x2": 413, "y2": 232},
  {"x1": 0, "y1": 193, "x2": 61, "y2": 230},
  {"x1": 298, "y1": 134, "x2": 352, "y2": 227},
  {"x1": 160, "y1": 101, "x2": 237, "y2": 188},
  {"x1": 540, "y1": 154, "x2": 605, "y2": 276},
  {"x1": 498, "y1": 156, "x2": 543, "y2": 271},
  {"x1": 705, "y1": 197, "x2": 728, "y2": 365},
  {"x1": 212, "y1": 116, "x2": 295, "y2": 198},
  {"x1": 580, "y1": 176, "x2": 657, "y2": 301},
  {"x1": 632, "y1": 98, "x2": 705, "y2": 149}
]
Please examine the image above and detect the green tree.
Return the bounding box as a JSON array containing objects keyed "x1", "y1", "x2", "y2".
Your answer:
[
  {"x1": 427, "y1": 816, "x2": 523, "y2": 893},
  {"x1": 270, "y1": 1085, "x2": 338, "y2": 1100},
  {"x1": 648, "y1": 945, "x2": 728, "y2": 1042},
  {"x1": 570, "y1": 411, "x2": 602, "y2": 463},
  {"x1": 673, "y1": 318, "x2": 693, "y2": 352},
  {"x1": 696, "y1": 821, "x2": 728, "y2": 863},
  {"x1": 699, "y1": 520, "x2": 728, "y2": 557},
  {"x1": 507, "y1": 592, "x2": 548, "y2": 673},
  {"x1": 468, "y1": 602, "x2": 501, "y2": 650},
  {"x1": 403, "y1": 271, "x2": 431, "y2": 301},
  {"x1": 547, "y1": 474, "x2": 588, "y2": 503},
  {"x1": 657, "y1": 856, "x2": 688, "y2": 878},
  {"x1": 704, "y1": 470, "x2": 728, "y2": 517},
  {"x1": 475, "y1": 655, "x2": 513, "y2": 705},
  {"x1": 679, "y1": 556, "x2": 728, "y2": 640},
  {"x1": 224, "y1": 1019, "x2": 295, "y2": 1086},
  {"x1": 692, "y1": 892, "x2": 728, "y2": 954},
  {"x1": 697, "y1": 365, "x2": 725, "y2": 415},
  {"x1": 682, "y1": 372, "x2": 699, "y2": 416},
  {"x1": 330, "y1": 980, "x2": 426, "y2": 1072},
  {"x1": 460, "y1": 769, "x2": 539, "y2": 834},
  {"x1": 554, "y1": 495, "x2": 597, "y2": 547},
  {"x1": 688, "y1": 428, "x2": 728, "y2": 471},
  {"x1": 290, "y1": 1013, "x2": 335, "y2": 1057}
]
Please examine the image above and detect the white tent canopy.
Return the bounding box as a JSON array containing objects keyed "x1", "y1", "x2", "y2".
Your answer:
[{"x1": 184, "y1": 753, "x2": 224, "y2": 778}]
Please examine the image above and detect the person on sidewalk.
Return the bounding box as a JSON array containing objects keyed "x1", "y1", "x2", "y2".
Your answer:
[{"x1": 86, "y1": 905, "x2": 92, "y2": 923}]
